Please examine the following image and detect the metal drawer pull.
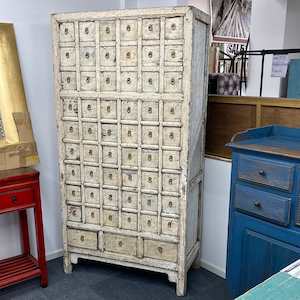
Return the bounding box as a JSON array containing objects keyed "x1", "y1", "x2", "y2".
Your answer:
[
  {"x1": 127, "y1": 217, "x2": 131, "y2": 223},
  {"x1": 118, "y1": 241, "x2": 123, "y2": 247},
  {"x1": 64, "y1": 28, "x2": 69, "y2": 35},
  {"x1": 127, "y1": 196, "x2": 132, "y2": 203},
  {"x1": 259, "y1": 170, "x2": 266, "y2": 176},
  {"x1": 108, "y1": 151, "x2": 112, "y2": 158},
  {"x1": 85, "y1": 52, "x2": 90, "y2": 59},
  {"x1": 87, "y1": 104, "x2": 92, "y2": 111},
  {"x1": 11, "y1": 195, "x2": 17, "y2": 203},
  {"x1": 65, "y1": 52, "x2": 70, "y2": 59},
  {"x1": 157, "y1": 246, "x2": 163, "y2": 254},
  {"x1": 84, "y1": 27, "x2": 89, "y2": 34},
  {"x1": 66, "y1": 77, "x2": 71, "y2": 83},
  {"x1": 108, "y1": 194, "x2": 113, "y2": 201},
  {"x1": 80, "y1": 235, "x2": 85, "y2": 242},
  {"x1": 148, "y1": 24, "x2": 153, "y2": 31},
  {"x1": 105, "y1": 27, "x2": 110, "y2": 34},
  {"x1": 254, "y1": 201, "x2": 261, "y2": 208}
]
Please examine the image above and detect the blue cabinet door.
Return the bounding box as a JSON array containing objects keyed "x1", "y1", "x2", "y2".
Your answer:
[{"x1": 227, "y1": 213, "x2": 300, "y2": 297}]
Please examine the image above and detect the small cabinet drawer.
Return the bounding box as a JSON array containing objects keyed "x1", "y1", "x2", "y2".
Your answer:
[
  {"x1": 101, "y1": 124, "x2": 118, "y2": 143},
  {"x1": 0, "y1": 188, "x2": 34, "y2": 211},
  {"x1": 59, "y1": 22, "x2": 75, "y2": 42},
  {"x1": 102, "y1": 146, "x2": 118, "y2": 165},
  {"x1": 64, "y1": 121, "x2": 79, "y2": 140},
  {"x1": 80, "y1": 47, "x2": 96, "y2": 66},
  {"x1": 79, "y1": 21, "x2": 95, "y2": 42},
  {"x1": 165, "y1": 45, "x2": 183, "y2": 65},
  {"x1": 103, "y1": 209, "x2": 118, "y2": 227},
  {"x1": 141, "y1": 101, "x2": 159, "y2": 121},
  {"x1": 67, "y1": 205, "x2": 82, "y2": 222},
  {"x1": 104, "y1": 233, "x2": 137, "y2": 256},
  {"x1": 100, "y1": 46, "x2": 116, "y2": 67},
  {"x1": 120, "y1": 72, "x2": 138, "y2": 92},
  {"x1": 85, "y1": 207, "x2": 100, "y2": 225},
  {"x1": 162, "y1": 195, "x2": 179, "y2": 215},
  {"x1": 62, "y1": 98, "x2": 78, "y2": 118},
  {"x1": 85, "y1": 187, "x2": 99, "y2": 204},
  {"x1": 67, "y1": 229, "x2": 97, "y2": 250},
  {"x1": 165, "y1": 17, "x2": 183, "y2": 40},
  {"x1": 234, "y1": 184, "x2": 291, "y2": 226},
  {"x1": 100, "y1": 100, "x2": 117, "y2": 120},
  {"x1": 99, "y1": 21, "x2": 116, "y2": 41},
  {"x1": 161, "y1": 217, "x2": 178, "y2": 236},
  {"x1": 141, "y1": 193, "x2": 158, "y2": 212},
  {"x1": 141, "y1": 214, "x2": 158, "y2": 233},
  {"x1": 82, "y1": 99, "x2": 97, "y2": 118},
  {"x1": 100, "y1": 72, "x2": 116, "y2": 91},
  {"x1": 66, "y1": 185, "x2": 81, "y2": 203},
  {"x1": 142, "y1": 72, "x2": 159, "y2": 93},
  {"x1": 120, "y1": 46, "x2": 137, "y2": 67},
  {"x1": 120, "y1": 19, "x2": 138, "y2": 41},
  {"x1": 121, "y1": 212, "x2": 137, "y2": 231},
  {"x1": 61, "y1": 47, "x2": 76, "y2": 67},
  {"x1": 122, "y1": 148, "x2": 138, "y2": 167},
  {"x1": 65, "y1": 164, "x2": 81, "y2": 182},
  {"x1": 103, "y1": 168, "x2": 118, "y2": 186},
  {"x1": 61, "y1": 72, "x2": 76, "y2": 90},
  {"x1": 142, "y1": 46, "x2": 160, "y2": 66},
  {"x1": 84, "y1": 166, "x2": 99, "y2": 184},
  {"x1": 142, "y1": 171, "x2": 159, "y2": 191},
  {"x1": 142, "y1": 18, "x2": 160, "y2": 40},
  {"x1": 83, "y1": 145, "x2": 99, "y2": 163},
  {"x1": 144, "y1": 240, "x2": 177, "y2": 262},
  {"x1": 103, "y1": 189, "x2": 118, "y2": 207},
  {"x1": 65, "y1": 143, "x2": 80, "y2": 161},
  {"x1": 164, "y1": 72, "x2": 183, "y2": 93},
  {"x1": 238, "y1": 155, "x2": 295, "y2": 192},
  {"x1": 122, "y1": 191, "x2": 138, "y2": 209},
  {"x1": 141, "y1": 149, "x2": 159, "y2": 168},
  {"x1": 81, "y1": 72, "x2": 96, "y2": 91},
  {"x1": 121, "y1": 100, "x2": 138, "y2": 120}
]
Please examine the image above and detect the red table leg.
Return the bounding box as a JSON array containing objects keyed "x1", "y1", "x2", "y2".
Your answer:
[
  {"x1": 33, "y1": 181, "x2": 48, "y2": 288},
  {"x1": 19, "y1": 210, "x2": 30, "y2": 256}
]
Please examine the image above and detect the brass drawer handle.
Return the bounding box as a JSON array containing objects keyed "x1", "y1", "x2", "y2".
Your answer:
[{"x1": 157, "y1": 246, "x2": 163, "y2": 254}]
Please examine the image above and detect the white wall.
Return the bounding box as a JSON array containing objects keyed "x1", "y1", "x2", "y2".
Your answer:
[
  {"x1": 201, "y1": 158, "x2": 231, "y2": 278},
  {"x1": 0, "y1": 0, "x2": 121, "y2": 260},
  {"x1": 246, "y1": 0, "x2": 287, "y2": 97}
]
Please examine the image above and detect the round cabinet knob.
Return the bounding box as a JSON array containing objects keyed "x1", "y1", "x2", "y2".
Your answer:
[
  {"x1": 108, "y1": 174, "x2": 113, "y2": 180},
  {"x1": 127, "y1": 196, "x2": 132, "y2": 203},
  {"x1": 168, "y1": 201, "x2": 173, "y2": 208},
  {"x1": 90, "y1": 192, "x2": 94, "y2": 198},
  {"x1": 148, "y1": 51, "x2": 153, "y2": 58},
  {"x1": 170, "y1": 78, "x2": 175, "y2": 85},
  {"x1": 105, "y1": 26, "x2": 110, "y2": 34},
  {"x1": 128, "y1": 153, "x2": 132, "y2": 160},
  {"x1": 106, "y1": 77, "x2": 111, "y2": 84},
  {"x1": 108, "y1": 194, "x2": 113, "y2": 201},
  {"x1": 147, "y1": 155, "x2": 152, "y2": 161},
  {"x1": 171, "y1": 51, "x2": 176, "y2": 58},
  {"x1": 126, "y1": 25, "x2": 131, "y2": 32},
  {"x1": 85, "y1": 27, "x2": 89, "y2": 34},
  {"x1": 66, "y1": 77, "x2": 71, "y2": 83},
  {"x1": 72, "y1": 190, "x2": 76, "y2": 196},
  {"x1": 127, "y1": 78, "x2": 131, "y2": 85},
  {"x1": 168, "y1": 221, "x2": 172, "y2": 228},
  {"x1": 126, "y1": 52, "x2": 131, "y2": 59},
  {"x1": 259, "y1": 170, "x2": 266, "y2": 176},
  {"x1": 65, "y1": 52, "x2": 70, "y2": 59},
  {"x1": 254, "y1": 201, "x2": 262, "y2": 208},
  {"x1": 157, "y1": 246, "x2": 163, "y2": 254},
  {"x1": 148, "y1": 107, "x2": 152, "y2": 114},
  {"x1": 127, "y1": 107, "x2": 131, "y2": 113},
  {"x1": 171, "y1": 23, "x2": 176, "y2": 31},
  {"x1": 148, "y1": 24, "x2": 153, "y2": 32},
  {"x1": 107, "y1": 106, "x2": 111, "y2": 113},
  {"x1": 105, "y1": 52, "x2": 110, "y2": 59},
  {"x1": 86, "y1": 76, "x2": 90, "y2": 83},
  {"x1": 85, "y1": 52, "x2": 90, "y2": 59},
  {"x1": 69, "y1": 126, "x2": 73, "y2": 132},
  {"x1": 107, "y1": 129, "x2": 112, "y2": 136},
  {"x1": 80, "y1": 235, "x2": 85, "y2": 242},
  {"x1": 108, "y1": 151, "x2": 112, "y2": 158},
  {"x1": 108, "y1": 215, "x2": 113, "y2": 221},
  {"x1": 87, "y1": 104, "x2": 92, "y2": 111},
  {"x1": 148, "y1": 78, "x2": 153, "y2": 85},
  {"x1": 89, "y1": 149, "x2": 93, "y2": 156},
  {"x1": 147, "y1": 220, "x2": 151, "y2": 226},
  {"x1": 64, "y1": 28, "x2": 69, "y2": 35},
  {"x1": 127, "y1": 217, "x2": 131, "y2": 223},
  {"x1": 118, "y1": 241, "x2": 123, "y2": 247}
]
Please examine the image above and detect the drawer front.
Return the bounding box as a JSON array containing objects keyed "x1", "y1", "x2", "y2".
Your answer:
[
  {"x1": 67, "y1": 205, "x2": 82, "y2": 222},
  {"x1": 0, "y1": 188, "x2": 34, "y2": 210},
  {"x1": 104, "y1": 233, "x2": 137, "y2": 256},
  {"x1": 144, "y1": 240, "x2": 177, "y2": 262},
  {"x1": 67, "y1": 229, "x2": 97, "y2": 250},
  {"x1": 234, "y1": 184, "x2": 291, "y2": 226},
  {"x1": 238, "y1": 155, "x2": 295, "y2": 191}
]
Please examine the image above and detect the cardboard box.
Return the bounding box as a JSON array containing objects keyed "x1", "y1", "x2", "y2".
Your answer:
[{"x1": 0, "y1": 23, "x2": 39, "y2": 170}]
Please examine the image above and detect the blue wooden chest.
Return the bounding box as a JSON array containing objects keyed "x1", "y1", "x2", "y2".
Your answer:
[{"x1": 226, "y1": 125, "x2": 300, "y2": 298}]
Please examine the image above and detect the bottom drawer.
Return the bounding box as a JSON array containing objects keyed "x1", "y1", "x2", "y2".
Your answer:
[
  {"x1": 104, "y1": 233, "x2": 137, "y2": 256},
  {"x1": 68, "y1": 229, "x2": 98, "y2": 250},
  {"x1": 144, "y1": 240, "x2": 177, "y2": 262}
]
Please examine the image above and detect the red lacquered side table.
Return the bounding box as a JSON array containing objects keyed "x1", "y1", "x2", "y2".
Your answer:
[{"x1": 0, "y1": 168, "x2": 48, "y2": 289}]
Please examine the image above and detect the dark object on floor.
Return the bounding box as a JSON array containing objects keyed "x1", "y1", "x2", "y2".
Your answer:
[
  {"x1": 208, "y1": 73, "x2": 240, "y2": 96},
  {"x1": 0, "y1": 257, "x2": 231, "y2": 300},
  {"x1": 0, "y1": 168, "x2": 48, "y2": 289},
  {"x1": 227, "y1": 125, "x2": 300, "y2": 298}
]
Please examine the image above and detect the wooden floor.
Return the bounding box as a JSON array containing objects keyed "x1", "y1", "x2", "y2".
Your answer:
[{"x1": 0, "y1": 257, "x2": 231, "y2": 299}]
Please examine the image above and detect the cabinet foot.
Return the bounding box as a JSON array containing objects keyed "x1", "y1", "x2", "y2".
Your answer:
[
  {"x1": 192, "y1": 250, "x2": 202, "y2": 269},
  {"x1": 64, "y1": 254, "x2": 73, "y2": 274},
  {"x1": 176, "y1": 275, "x2": 187, "y2": 296}
]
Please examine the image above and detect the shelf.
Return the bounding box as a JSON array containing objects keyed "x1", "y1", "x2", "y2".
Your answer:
[{"x1": 0, "y1": 254, "x2": 41, "y2": 289}]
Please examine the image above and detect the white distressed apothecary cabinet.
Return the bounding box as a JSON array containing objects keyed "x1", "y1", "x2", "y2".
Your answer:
[{"x1": 52, "y1": 6, "x2": 209, "y2": 296}]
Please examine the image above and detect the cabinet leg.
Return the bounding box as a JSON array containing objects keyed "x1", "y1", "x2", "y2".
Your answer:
[
  {"x1": 64, "y1": 253, "x2": 73, "y2": 274},
  {"x1": 176, "y1": 273, "x2": 187, "y2": 297}
]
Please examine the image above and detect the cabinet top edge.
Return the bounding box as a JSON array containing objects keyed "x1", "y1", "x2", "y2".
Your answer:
[{"x1": 51, "y1": 6, "x2": 210, "y2": 25}]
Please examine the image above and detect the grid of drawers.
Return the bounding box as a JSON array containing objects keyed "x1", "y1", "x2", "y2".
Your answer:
[
  {"x1": 59, "y1": 17, "x2": 184, "y2": 93},
  {"x1": 59, "y1": 16, "x2": 184, "y2": 241},
  {"x1": 63, "y1": 96, "x2": 181, "y2": 236}
]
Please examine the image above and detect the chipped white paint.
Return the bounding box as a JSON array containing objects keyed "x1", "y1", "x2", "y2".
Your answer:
[{"x1": 52, "y1": 6, "x2": 209, "y2": 296}]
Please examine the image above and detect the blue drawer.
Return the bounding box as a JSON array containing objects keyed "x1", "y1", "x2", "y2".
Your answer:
[
  {"x1": 234, "y1": 184, "x2": 291, "y2": 226},
  {"x1": 238, "y1": 155, "x2": 295, "y2": 192}
]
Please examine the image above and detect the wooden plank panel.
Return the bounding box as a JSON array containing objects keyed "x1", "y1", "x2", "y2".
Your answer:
[
  {"x1": 205, "y1": 102, "x2": 256, "y2": 158},
  {"x1": 261, "y1": 106, "x2": 300, "y2": 127}
]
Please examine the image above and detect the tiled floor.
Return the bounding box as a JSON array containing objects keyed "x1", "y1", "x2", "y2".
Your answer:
[{"x1": 0, "y1": 257, "x2": 232, "y2": 300}]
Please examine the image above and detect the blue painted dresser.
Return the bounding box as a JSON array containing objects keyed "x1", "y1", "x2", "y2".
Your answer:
[{"x1": 226, "y1": 125, "x2": 300, "y2": 298}]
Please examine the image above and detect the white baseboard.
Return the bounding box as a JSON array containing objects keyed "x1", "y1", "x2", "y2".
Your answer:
[
  {"x1": 46, "y1": 249, "x2": 63, "y2": 261},
  {"x1": 200, "y1": 259, "x2": 226, "y2": 279}
]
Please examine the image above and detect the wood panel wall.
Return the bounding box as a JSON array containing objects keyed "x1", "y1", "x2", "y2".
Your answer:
[{"x1": 205, "y1": 95, "x2": 300, "y2": 159}]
